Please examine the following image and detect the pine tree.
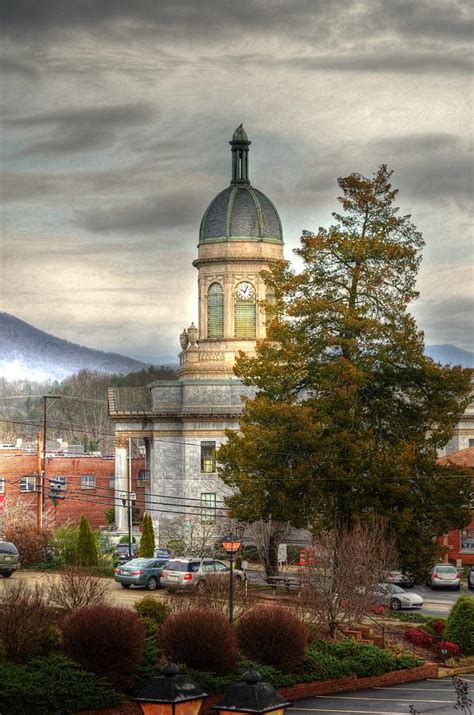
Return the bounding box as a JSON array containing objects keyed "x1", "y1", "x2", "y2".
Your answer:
[
  {"x1": 138, "y1": 513, "x2": 155, "y2": 558},
  {"x1": 75, "y1": 515, "x2": 98, "y2": 567},
  {"x1": 218, "y1": 165, "x2": 472, "y2": 580}
]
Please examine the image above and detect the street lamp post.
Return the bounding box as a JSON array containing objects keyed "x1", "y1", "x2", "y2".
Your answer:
[
  {"x1": 135, "y1": 659, "x2": 208, "y2": 715},
  {"x1": 222, "y1": 533, "x2": 241, "y2": 624},
  {"x1": 120, "y1": 490, "x2": 136, "y2": 560}
]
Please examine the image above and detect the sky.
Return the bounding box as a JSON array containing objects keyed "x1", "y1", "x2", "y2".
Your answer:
[{"x1": 1, "y1": 0, "x2": 473, "y2": 364}]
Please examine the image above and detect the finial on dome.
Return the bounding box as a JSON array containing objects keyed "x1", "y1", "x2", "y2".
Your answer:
[
  {"x1": 229, "y1": 124, "x2": 251, "y2": 184},
  {"x1": 232, "y1": 123, "x2": 249, "y2": 142}
]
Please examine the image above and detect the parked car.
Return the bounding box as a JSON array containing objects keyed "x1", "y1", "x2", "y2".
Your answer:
[
  {"x1": 113, "y1": 543, "x2": 138, "y2": 565},
  {"x1": 374, "y1": 583, "x2": 423, "y2": 610},
  {"x1": 384, "y1": 570, "x2": 414, "y2": 588},
  {"x1": 0, "y1": 541, "x2": 21, "y2": 577},
  {"x1": 160, "y1": 557, "x2": 244, "y2": 592},
  {"x1": 114, "y1": 558, "x2": 168, "y2": 590},
  {"x1": 429, "y1": 564, "x2": 461, "y2": 590},
  {"x1": 467, "y1": 566, "x2": 474, "y2": 591}
]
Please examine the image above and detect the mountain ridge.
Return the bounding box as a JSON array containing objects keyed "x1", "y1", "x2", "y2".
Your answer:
[{"x1": 0, "y1": 312, "x2": 149, "y2": 382}]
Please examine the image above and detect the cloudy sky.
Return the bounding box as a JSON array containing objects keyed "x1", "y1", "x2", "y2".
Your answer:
[{"x1": 1, "y1": 0, "x2": 472, "y2": 363}]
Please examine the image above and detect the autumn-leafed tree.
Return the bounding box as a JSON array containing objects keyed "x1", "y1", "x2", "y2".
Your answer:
[{"x1": 218, "y1": 165, "x2": 472, "y2": 580}]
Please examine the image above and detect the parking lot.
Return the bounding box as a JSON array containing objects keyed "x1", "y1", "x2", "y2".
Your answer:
[{"x1": 290, "y1": 674, "x2": 474, "y2": 714}]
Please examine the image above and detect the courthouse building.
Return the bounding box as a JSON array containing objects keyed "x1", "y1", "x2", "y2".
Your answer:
[{"x1": 108, "y1": 126, "x2": 284, "y2": 534}]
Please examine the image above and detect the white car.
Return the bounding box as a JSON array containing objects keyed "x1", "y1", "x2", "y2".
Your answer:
[{"x1": 374, "y1": 583, "x2": 423, "y2": 610}]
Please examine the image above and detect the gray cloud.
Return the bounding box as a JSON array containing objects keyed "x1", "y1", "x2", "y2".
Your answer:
[
  {"x1": 4, "y1": 103, "x2": 154, "y2": 155},
  {"x1": 0, "y1": 56, "x2": 38, "y2": 80},
  {"x1": 79, "y1": 191, "x2": 204, "y2": 233}
]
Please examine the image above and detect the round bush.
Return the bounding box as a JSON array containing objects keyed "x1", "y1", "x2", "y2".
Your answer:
[
  {"x1": 444, "y1": 595, "x2": 474, "y2": 655},
  {"x1": 236, "y1": 605, "x2": 308, "y2": 671},
  {"x1": 160, "y1": 608, "x2": 237, "y2": 674},
  {"x1": 134, "y1": 596, "x2": 170, "y2": 625},
  {"x1": 61, "y1": 604, "x2": 145, "y2": 688}
]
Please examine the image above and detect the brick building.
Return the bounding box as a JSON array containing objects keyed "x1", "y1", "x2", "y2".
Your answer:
[
  {"x1": 438, "y1": 447, "x2": 474, "y2": 565},
  {"x1": 0, "y1": 447, "x2": 145, "y2": 530}
]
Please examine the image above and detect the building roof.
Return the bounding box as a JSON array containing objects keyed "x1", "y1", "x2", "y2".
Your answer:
[
  {"x1": 108, "y1": 387, "x2": 152, "y2": 415},
  {"x1": 199, "y1": 125, "x2": 283, "y2": 245},
  {"x1": 438, "y1": 446, "x2": 474, "y2": 467}
]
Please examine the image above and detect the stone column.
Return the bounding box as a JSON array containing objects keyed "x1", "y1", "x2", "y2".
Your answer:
[{"x1": 114, "y1": 433, "x2": 129, "y2": 532}]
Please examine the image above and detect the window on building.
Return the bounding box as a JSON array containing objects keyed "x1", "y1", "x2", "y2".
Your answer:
[
  {"x1": 469, "y1": 438, "x2": 474, "y2": 448},
  {"x1": 201, "y1": 493, "x2": 216, "y2": 524},
  {"x1": 207, "y1": 283, "x2": 224, "y2": 339},
  {"x1": 201, "y1": 441, "x2": 216, "y2": 473},
  {"x1": 80, "y1": 474, "x2": 96, "y2": 489},
  {"x1": 0, "y1": 479, "x2": 4, "y2": 494},
  {"x1": 138, "y1": 469, "x2": 150, "y2": 483},
  {"x1": 19, "y1": 476, "x2": 36, "y2": 492},
  {"x1": 461, "y1": 528, "x2": 474, "y2": 553},
  {"x1": 109, "y1": 473, "x2": 115, "y2": 489},
  {"x1": 234, "y1": 298, "x2": 256, "y2": 337}
]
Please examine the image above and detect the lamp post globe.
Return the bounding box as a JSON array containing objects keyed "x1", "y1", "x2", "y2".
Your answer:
[{"x1": 134, "y1": 659, "x2": 208, "y2": 715}]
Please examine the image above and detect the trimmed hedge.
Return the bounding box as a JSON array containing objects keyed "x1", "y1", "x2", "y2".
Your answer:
[{"x1": 0, "y1": 654, "x2": 123, "y2": 714}]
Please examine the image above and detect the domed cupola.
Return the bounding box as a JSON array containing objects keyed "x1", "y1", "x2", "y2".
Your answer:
[{"x1": 199, "y1": 124, "x2": 283, "y2": 245}]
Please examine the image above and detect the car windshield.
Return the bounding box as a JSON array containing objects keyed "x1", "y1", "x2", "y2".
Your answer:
[
  {"x1": 390, "y1": 585, "x2": 405, "y2": 594},
  {"x1": 122, "y1": 559, "x2": 151, "y2": 567},
  {"x1": 435, "y1": 566, "x2": 456, "y2": 573}
]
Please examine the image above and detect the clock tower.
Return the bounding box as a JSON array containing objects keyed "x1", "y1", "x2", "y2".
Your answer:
[{"x1": 178, "y1": 124, "x2": 284, "y2": 378}]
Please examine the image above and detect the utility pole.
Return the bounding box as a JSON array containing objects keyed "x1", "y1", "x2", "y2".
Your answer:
[
  {"x1": 39, "y1": 395, "x2": 61, "y2": 530},
  {"x1": 36, "y1": 431, "x2": 42, "y2": 530},
  {"x1": 128, "y1": 434, "x2": 133, "y2": 559}
]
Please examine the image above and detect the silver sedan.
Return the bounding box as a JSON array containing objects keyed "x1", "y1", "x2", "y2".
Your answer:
[{"x1": 374, "y1": 583, "x2": 424, "y2": 610}]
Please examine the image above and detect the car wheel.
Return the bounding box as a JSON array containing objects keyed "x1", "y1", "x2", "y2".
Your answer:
[
  {"x1": 454, "y1": 585, "x2": 461, "y2": 591},
  {"x1": 391, "y1": 598, "x2": 401, "y2": 610},
  {"x1": 1, "y1": 571, "x2": 13, "y2": 578},
  {"x1": 146, "y1": 577, "x2": 158, "y2": 591},
  {"x1": 121, "y1": 583, "x2": 131, "y2": 589}
]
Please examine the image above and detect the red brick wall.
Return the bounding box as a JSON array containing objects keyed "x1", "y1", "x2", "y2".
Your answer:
[{"x1": 0, "y1": 450, "x2": 144, "y2": 529}]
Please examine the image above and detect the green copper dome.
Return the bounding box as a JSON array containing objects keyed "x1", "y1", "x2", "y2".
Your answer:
[{"x1": 199, "y1": 126, "x2": 283, "y2": 245}]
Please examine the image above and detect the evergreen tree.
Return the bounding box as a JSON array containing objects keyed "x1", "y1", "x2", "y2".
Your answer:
[
  {"x1": 138, "y1": 513, "x2": 155, "y2": 558},
  {"x1": 218, "y1": 165, "x2": 472, "y2": 580},
  {"x1": 75, "y1": 516, "x2": 98, "y2": 567},
  {"x1": 444, "y1": 594, "x2": 474, "y2": 655}
]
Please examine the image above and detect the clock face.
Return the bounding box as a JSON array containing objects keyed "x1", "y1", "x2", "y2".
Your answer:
[{"x1": 235, "y1": 281, "x2": 255, "y2": 301}]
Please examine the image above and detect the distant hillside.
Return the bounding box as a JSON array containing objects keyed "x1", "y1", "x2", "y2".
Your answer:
[
  {"x1": 0, "y1": 312, "x2": 149, "y2": 382},
  {"x1": 425, "y1": 344, "x2": 474, "y2": 368}
]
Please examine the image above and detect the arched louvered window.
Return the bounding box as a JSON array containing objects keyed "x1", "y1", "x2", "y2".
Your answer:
[
  {"x1": 207, "y1": 283, "x2": 224, "y2": 338},
  {"x1": 234, "y1": 299, "x2": 256, "y2": 337}
]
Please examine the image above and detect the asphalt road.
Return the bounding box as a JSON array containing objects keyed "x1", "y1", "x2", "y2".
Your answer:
[
  {"x1": 290, "y1": 673, "x2": 474, "y2": 715},
  {"x1": 0, "y1": 570, "x2": 470, "y2": 615}
]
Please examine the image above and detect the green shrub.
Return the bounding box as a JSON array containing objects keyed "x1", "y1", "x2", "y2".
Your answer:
[
  {"x1": 395, "y1": 654, "x2": 423, "y2": 669},
  {"x1": 303, "y1": 648, "x2": 353, "y2": 680},
  {"x1": 120, "y1": 534, "x2": 136, "y2": 543},
  {"x1": 306, "y1": 640, "x2": 422, "y2": 679},
  {"x1": 0, "y1": 654, "x2": 123, "y2": 714},
  {"x1": 236, "y1": 605, "x2": 308, "y2": 672},
  {"x1": 49, "y1": 524, "x2": 79, "y2": 567},
  {"x1": 444, "y1": 595, "x2": 474, "y2": 655},
  {"x1": 134, "y1": 596, "x2": 171, "y2": 625},
  {"x1": 160, "y1": 608, "x2": 237, "y2": 674},
  {"x1": 75, "y1": 516, "x2": 98, "y2": 567}
]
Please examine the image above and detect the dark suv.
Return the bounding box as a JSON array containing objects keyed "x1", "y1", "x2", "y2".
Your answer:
[
  {"x1": 0, "y1": 541, "x2": 20, "y2": 577},
  {"x1": 113, "y1": 543, "x2": 138, "y2": 565}
]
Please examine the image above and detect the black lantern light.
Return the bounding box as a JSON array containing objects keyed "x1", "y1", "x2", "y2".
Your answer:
[
  {"x1": 221, "y1": 533, "x2": 242, "y2": 623},
  {"x1": 212, "y1": 669, "x2": 290, "y2": 715},
  {"x1": 135, "y1": 660, "x2": 208, "y2": 715}
]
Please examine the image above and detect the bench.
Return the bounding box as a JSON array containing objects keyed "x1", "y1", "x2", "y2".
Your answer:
[{"x1": 266, "y1": 575, "x2": 300, "y2": 591}]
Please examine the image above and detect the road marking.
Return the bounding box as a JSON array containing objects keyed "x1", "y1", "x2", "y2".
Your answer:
[
  {"x1": 316, "y1": 695, "x2": 452, "y2": 703},
  {"x1": 290, "y1": 710, "x2": 402, "y2": 715},
  {"x1": 373, "y1": 685, "x2": 453, "y2": 691}
]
